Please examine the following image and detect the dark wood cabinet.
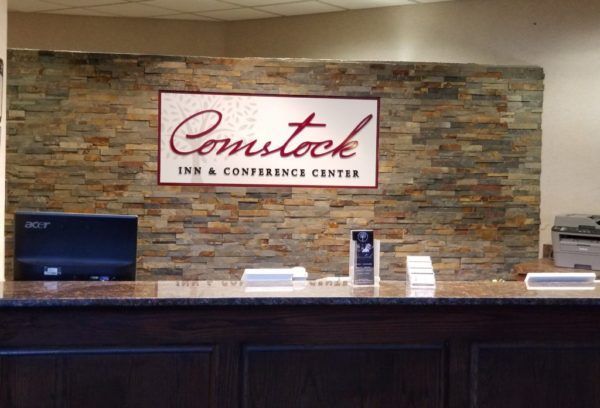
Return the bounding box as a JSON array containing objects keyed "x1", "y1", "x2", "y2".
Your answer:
[
  {"x1": 1, "y1": 287, "x2": 600, "y2": 407},
  {"x1": 472, "y1": 344, "x2": 600, "y2": 408},
  {"x1": 0, "y1": 346, "x2": 213, "y2": 407},
  {"x1": 243, "y1": 345, "x2": 444, "y2": 408}
]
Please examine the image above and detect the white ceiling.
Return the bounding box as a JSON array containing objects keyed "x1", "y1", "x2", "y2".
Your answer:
[{"x1": 8, "y1": 0, "x2": 455, "y2": 21}]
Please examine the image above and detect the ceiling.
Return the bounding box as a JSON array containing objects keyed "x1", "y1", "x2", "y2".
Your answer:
[{"x1": 8, "y1": 0, "x2": 454, "y2": 22}]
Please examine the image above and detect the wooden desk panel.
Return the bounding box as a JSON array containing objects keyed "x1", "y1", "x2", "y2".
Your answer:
[
  {"x1": 0, "y1": 347, "x2": 213, "y2": 408},
  {"x1": 0, "y1": 281, "x2": 599, "y2": 407}
]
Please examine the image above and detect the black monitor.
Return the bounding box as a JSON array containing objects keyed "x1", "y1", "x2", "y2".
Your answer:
[{"x1": 13, "y1": 211, "x2": 138, "y2": 281}]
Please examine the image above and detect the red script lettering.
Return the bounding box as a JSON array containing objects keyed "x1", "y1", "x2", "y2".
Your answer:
[{"x1": 169, "y1": 110, "x2": 373, "y2": 159}]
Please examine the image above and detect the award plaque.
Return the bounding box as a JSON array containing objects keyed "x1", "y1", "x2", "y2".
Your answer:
[{"x1": 349, "y1": 230, "x2": 379, "y2": 286}]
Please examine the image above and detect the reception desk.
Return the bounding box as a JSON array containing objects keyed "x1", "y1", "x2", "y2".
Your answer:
[{"x1": 1, "y1": 280, "x2": 600, "y2": 407}]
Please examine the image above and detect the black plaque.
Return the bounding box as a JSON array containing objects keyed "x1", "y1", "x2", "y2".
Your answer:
[{"x1": 351, "y1": 230, "x2": 374, "y2": 285}]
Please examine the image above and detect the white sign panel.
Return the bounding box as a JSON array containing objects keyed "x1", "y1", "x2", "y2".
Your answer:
[{"x1": 159, "y1": 91, "x2": 379, "y2": 188}]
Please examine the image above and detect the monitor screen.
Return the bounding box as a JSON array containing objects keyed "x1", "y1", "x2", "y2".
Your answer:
[{"x1": 13, "y1": 211, "x2": 138, "y2": 281}]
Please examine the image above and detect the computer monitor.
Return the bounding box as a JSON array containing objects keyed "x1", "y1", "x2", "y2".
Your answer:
[{"x1": 13, "y1": 211, "x2": 138, "y2": 281}]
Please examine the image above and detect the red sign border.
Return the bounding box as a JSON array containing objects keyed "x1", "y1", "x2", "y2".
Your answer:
[{"x1": 157, "y1": 90, "x2": 380, "y2": 189}]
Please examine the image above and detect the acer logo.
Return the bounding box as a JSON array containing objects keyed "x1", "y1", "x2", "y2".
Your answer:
[{"x1": 24, "y1": 221, "x2": 51, "y2": 229}]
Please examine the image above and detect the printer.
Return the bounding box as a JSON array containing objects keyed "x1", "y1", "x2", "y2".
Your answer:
[{"x1": 552, "y1": 214, "x2": 600, "y2": 270}]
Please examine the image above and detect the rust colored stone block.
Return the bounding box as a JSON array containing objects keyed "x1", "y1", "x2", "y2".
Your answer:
[{"x1": 4, "y1": 50, "x2": 542, "y2": 281}]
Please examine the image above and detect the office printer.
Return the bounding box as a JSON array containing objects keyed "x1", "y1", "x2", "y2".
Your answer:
[{"x1": 552, "y1": 214, "x2": 600, "y2": 270}]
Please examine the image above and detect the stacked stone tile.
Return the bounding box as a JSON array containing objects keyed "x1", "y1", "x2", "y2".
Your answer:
[{"x1": 4, "y1": 50, "x2": 544, "y2": 280}]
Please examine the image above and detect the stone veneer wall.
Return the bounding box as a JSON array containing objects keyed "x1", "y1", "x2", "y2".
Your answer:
[{"x1": 4, "y1": 49, "x2": 543, "y2": 280}]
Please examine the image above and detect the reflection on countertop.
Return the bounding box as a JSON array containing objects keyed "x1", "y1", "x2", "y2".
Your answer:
[{"x1": 1, "y1": 279, "x2": 600, "y2": 307}]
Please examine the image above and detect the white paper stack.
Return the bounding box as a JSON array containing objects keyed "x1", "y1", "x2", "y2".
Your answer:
[
  {"x1": 242, "y1": 267, "x2": 307, "y2": 282},
  {"x1": 525, "y1": 272, "x2": 596, "y2": 290},
  {"x1": 406, "y1": 256, "x2": 436, "y2": 288}
]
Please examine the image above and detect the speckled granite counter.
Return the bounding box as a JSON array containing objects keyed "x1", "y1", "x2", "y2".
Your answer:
[
  {"x1": 2, "y1": 279, "x2": 600, "y2": 307},
  {"x1": 511, "y1": 258, "x2": 583, "y2": 280},
  {"x1": 2, "y1": 279, "x2": 600, "y2": 407}
]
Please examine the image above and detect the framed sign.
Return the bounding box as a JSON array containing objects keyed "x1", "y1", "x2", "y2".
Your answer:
[{"x1": 158, "y1": 91, "x2": 379, "y2": 188}]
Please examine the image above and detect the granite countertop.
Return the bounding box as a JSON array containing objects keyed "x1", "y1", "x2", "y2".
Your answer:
[
  {"x1": 1, "y1": 279, "x2": 600, "y2": 307},
  {"x1": 512, "y1": 258, "x2": 582, "y2": 280}
]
